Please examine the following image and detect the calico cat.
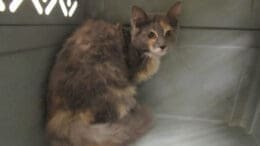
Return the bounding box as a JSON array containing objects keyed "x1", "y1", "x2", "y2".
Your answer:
[
  {"x1": 127, "y1": 2, "x2": 182, "y2": 84},
  {"x1": 46, "y1": 2, "x2": 181, "y2": 146}
]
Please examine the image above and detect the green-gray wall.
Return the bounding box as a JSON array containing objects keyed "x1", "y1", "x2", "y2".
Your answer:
[{"x1": 0, "y1": 1, "x2": 87, "y2": 145}]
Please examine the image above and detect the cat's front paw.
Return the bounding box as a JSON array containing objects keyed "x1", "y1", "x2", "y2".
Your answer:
[{"x1": 117, "y1": 96, "x2": 137, "y2": 119}]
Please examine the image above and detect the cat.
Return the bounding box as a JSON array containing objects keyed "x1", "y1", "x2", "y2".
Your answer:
[
  {"x1": 127, "y1": 2, "x2": 181, "y2": 84},
  {"x1": 46, "y1": 2, "x2": 181, "y2": 146}
]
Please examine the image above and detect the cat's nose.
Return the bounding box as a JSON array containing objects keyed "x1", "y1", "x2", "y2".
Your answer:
[{"x1": 160, "y1": 45, "x2": 167, "y2": 50}]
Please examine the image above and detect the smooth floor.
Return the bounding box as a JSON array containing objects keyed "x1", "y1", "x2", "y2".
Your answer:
[{"x1": 135, "y1": 116, "x2": 259, "y2": 146}]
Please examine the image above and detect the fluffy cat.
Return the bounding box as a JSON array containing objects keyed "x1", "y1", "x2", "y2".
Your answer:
[{"x1": 46, "y1": 2, "x2": 181, "y2": 146}]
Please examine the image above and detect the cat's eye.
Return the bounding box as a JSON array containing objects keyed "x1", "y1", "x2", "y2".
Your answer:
[
  {"x1": 165, "y1": 30, "x2": 172, "y2": 37},
  {"x1": 148, "y1": 31, "x2": 157, "y2": 39}
]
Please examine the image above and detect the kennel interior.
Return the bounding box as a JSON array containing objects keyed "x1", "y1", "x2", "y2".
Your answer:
[{"x1": 0, "y1": 0, "x2": 260, "y2": 146}]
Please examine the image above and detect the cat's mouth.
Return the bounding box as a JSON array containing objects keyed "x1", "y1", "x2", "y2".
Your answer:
[{"x1": 150, "y1": 47, "x2": 168, "y2": 57}]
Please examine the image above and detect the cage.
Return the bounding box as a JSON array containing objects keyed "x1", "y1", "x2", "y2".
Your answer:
[{"x1": 0, "y1": 0, "x2": 259, "y2": 146}]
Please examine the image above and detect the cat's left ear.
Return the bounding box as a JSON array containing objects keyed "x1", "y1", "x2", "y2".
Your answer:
[
  {"x1": 115, "y1": 23, "x2": 122, "y2": 30},
  {"x1": 167, "y1": 1, "x2": 182, "y2": 26},
  {"x1": 131, "y1": 6, "x2": 149, "y2": 28}
]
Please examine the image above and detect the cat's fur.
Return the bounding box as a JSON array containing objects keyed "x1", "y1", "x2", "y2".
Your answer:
[{"x1": 47, "y1": 2, "x2": 181, "y2": 146}]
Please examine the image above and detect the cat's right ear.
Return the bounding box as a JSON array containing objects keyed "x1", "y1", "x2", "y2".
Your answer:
[
  {"x1": 167, "y1": 1, "x2": 182, "y2": 27},
  {"x1": 131, "y1": 6, "x2": 149, "y2": 28}
]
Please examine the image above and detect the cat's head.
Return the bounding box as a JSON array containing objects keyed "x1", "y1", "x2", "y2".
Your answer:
[{"x1": 131, "y1": 1, "x2": 182, "y2": 57}]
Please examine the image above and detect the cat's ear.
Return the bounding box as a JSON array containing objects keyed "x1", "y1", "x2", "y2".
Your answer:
[
  {"x1": 115, "y1": 23, "x2": 122, "y2": 30},
  {"x1": 167, "y1": 1, "x2": 182, "y2": 26},
  {"x1": 131, "y1": 5, "x2": 149, "y2": 28}
]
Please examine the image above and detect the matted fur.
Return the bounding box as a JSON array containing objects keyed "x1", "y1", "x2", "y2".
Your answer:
[
  {"x1": 47, "y1": 2, "x2": 181, "y2": 146},
  {"x1": 47, "y1": 106, "x2": 152, "y2": 146},
  {"x1": 47, "y1": 20, "x2": 151, "y2": 146}
]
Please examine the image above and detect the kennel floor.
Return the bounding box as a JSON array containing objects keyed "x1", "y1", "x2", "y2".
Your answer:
[{"x1": 134, "y1": 115, "x2": 259, "y2": 146}]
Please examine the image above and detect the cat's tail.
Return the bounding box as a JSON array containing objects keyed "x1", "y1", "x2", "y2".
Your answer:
[{"x1": 47, "y1": 105, "x2": 153, "y2": 146}]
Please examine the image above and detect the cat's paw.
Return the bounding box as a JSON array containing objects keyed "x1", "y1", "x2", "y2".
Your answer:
[{"x1": 117, "y1": 97, "x2": 137, "y2": 119}]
